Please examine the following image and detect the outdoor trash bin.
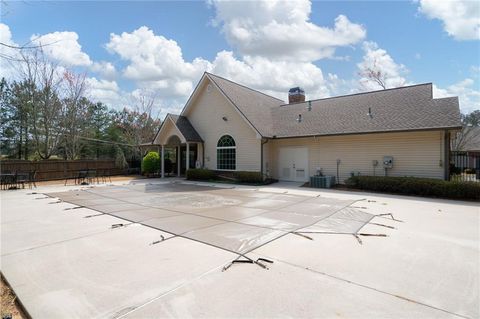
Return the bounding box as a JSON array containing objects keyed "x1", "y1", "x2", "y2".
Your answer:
[{"x1": 310, "y1": 175, "x2": 336, "y2": 188}]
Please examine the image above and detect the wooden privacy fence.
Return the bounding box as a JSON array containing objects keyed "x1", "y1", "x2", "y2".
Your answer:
[{"x1": 0, "y1": 160, "x2": 127, "y2": 181}]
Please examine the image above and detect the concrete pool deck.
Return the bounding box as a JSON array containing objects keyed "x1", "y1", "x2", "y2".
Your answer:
[{"x1": 1, "y1": 178, "x2": 478, "y2": 318}]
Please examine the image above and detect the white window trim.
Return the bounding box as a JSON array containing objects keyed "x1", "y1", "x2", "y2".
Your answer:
[{"x1": 216, "y1": 135, "x2": 236, "y2": 170}]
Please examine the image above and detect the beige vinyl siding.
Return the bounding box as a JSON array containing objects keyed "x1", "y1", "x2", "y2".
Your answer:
[
  {"x1": 184, "y1": 79, "x2": 261, "y2": 171},
  {"x1": 268, "y1": 130, "x2": 445, "y2": 183}
]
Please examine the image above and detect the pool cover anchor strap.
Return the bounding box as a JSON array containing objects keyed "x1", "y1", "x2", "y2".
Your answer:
[
  {"x1": 292, "y1": 232, "x2": 314, "y2": 240},
  {"x1": 111, "y1": 223, "x2": 135, "y2": 229},
  {"x1": 375, "y1": 213, "x2": 403, "y2": 222},
  {"x1": 63, "y1": 206, "x2": 84, "y2": 211},
  {"x1": 353, "y1": 233, "x2": 388, "y2": 244},
  {"x1": 149, "y1": 235, "x2": 166, "y2": 245},
  {"x1": 353, "y1": 234, "x2": 363, "y2": 244},
  {"x1": 368, "y1": 222, "x2": 396, "y2": 229},
  {"x1": 222, "y1": 255, "x2": 274, "y2": 272},
  {"x1": 84, "y1": 213, "x2": 105, "y2": 218}
]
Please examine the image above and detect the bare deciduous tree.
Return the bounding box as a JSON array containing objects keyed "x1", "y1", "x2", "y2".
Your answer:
[
  {"x1": 358, "y1": 59, "x2": 387, "y2": 90},
  {"x1": 115, "y1": 91, "x2": 161, "y2": 162},
  {"x1": 17, "y1": 47, "x2": 64, "y2": 159},
  {"x1": 123, "y1": 91, "x2": 161, "y2": 144},
  {"x1": 451, "y1": 111, "x2": 480, "y2": 151},
  {"x1": 62, "y1": 70, "x2": 87, "y2": 159}
]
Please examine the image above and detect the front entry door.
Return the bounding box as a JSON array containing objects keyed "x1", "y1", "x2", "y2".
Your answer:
[{"x1": 278, "y1": 147, "x2": 309, "y2": 182}]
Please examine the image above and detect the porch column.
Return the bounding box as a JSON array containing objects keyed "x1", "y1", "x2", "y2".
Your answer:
[
  {"x1": 177, "y1": 145, "x2": 181, "y2": 177},
  {"x1": 161, "y1": 145, "x2": 165, "y2": 178},
  {"x1": 196, "y1": 142, "x2": 200, "y2": 168},
  {"x1": 157, "y1": 146, "x2": 161, "y2": 176},
  {"x1": 186, "y1": 142, "x2": 190, "y2": 171}
]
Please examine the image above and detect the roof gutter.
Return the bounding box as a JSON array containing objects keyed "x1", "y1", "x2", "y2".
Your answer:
[{"x1": 269, "y1": 126, "x2": 463, "y2": 140}]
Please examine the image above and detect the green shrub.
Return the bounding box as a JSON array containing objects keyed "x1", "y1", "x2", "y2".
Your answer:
[
  {"x1": 141, "y1": 151, "x2": 160, "y2": 175},
  {"x1": 186, "y1": 168, "x2": 216, "y2": 180},
  {"x1": 234, "y1": 171, "x2": 264, "y2": 183},
  {"x1": 345, "y1": 176, "x2": 480, "y2": 201}
]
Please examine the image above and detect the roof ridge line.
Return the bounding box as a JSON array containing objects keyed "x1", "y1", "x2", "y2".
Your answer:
[
  {"x1": 432, "y1": 96, "x2": 458, "y2": 101},
  {"x1": 205, "y1": 72, "x2": 285, "y2": 103},
  {"x1": 279, "y1": 82, "x2": 434, "y2": 107}
]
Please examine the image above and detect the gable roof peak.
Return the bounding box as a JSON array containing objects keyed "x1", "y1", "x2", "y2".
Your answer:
[{"x1": 205, "y1": 72, "x2": 285, "y2": 103}]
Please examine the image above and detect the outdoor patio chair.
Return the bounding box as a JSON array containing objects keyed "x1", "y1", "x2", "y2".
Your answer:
[
  {"x1": 16, "y1": 171, "x2": 30, "y2": 189},
  {"x1": 1, "y1": 172, "x2": 16, "y2": 190},
  {"x1": 98, "y1": 169, "x2": 112, "y2": 184},
  {"x1": 86, "y1": 170, "x2": 98, "y2": 185},
  {"x1": 28, "y1": 170, "x2": 37, "y2": 188},
  {"x1": 76, "y1": 170, "x2": 88, "y2": 185}
]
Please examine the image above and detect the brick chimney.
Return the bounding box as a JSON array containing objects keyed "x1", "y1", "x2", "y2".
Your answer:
[{"x1": 288, "y1": 87, "x2": 305, "y2": 103}]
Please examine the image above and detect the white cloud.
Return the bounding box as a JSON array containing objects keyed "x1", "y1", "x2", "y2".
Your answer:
[
  {"x1": 90, "y1": 61, "x2": 117, "y2": 80},
  {"x1": 30, "y1": 31, "x2": 92, "y2": 66},
  {"x1": 211, "y1": 0, "x2": 366, "y2": 61},
  {"x1": 433, "y1": 78, "x2": 480, "y2": 113},
  {"x1": 0, "y1": 23, "x2": 20, "y2": 79},
  {"x1": 357, "y1": 41, "x2": 408, "y2": 91},
  {"x1": 418, "y1": 0, "x2": 480, "y2": 40},
  {"x1": 106, "y1": 26, "x2": 210, "y2": 98},
  {"x1": 106, "y1": 27, "x2": 329, "y2": 105},
  {"x1": 105, "y1": 25, "x2": 334, "y2": 104},
  {"x1": 85, "y1": 77, "x2": 125, "y2": 107},
  {"x1": 0, "y1": 23, "x2": 16, "y2": 51},
  {"x1": 210, "y1": 51, "x2": 329, "y2": 99}
]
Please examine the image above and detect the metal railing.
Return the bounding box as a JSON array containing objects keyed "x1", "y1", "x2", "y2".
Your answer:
[{"x1": 450, "y1": 151, "x2": 480, "y2": 182}]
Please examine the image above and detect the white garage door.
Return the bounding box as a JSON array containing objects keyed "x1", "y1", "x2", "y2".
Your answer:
[{"x1": 278, "y1": 147, "x2": 309, "y2": 182}]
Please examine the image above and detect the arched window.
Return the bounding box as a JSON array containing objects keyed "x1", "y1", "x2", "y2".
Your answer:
[{"x1": 217, "y1": 135, "x2": 236, "y2": 170}]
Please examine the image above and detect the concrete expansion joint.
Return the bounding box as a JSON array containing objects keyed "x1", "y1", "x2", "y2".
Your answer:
[{"x1": 270, "y1": 257, "x2": 472, "y2": 319}]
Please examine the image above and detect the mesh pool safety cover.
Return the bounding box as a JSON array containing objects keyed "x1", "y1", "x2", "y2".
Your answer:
[{"x1": 47, "y1": 183, "x2": 375, "y2": 256}]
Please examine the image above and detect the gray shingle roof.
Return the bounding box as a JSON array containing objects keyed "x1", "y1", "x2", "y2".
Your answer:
[
  {"x1": 207, "y1": 73, "x2": 282, "y2": 136},
  {"x1": 271, "y1": 85, "x2": 461, "y2": 138},
  {"x1": 169, "y1": 114, "x2": 203, "y2": 142},
  {"x1": 206, "y1": 73, "x2": 462, "y2": 138}
]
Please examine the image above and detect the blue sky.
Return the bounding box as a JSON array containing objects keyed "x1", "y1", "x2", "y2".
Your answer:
[{"x1": 1, "y1": 0, "x2": 479, "y2": 115}]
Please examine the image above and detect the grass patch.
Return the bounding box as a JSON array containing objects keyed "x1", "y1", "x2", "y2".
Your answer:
[{"x1": 1, "y1": 274, "x2": 28, "y2": 319}]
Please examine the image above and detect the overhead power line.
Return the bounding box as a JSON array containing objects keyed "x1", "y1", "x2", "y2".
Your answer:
[{"x1": 78, "y1": 136, "x2": 137, "y2": 147}]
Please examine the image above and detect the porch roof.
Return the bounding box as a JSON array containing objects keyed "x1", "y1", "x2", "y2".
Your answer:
[
  {"x1": 151, "y1": 114, "x2": 203, "y2": 146},
  {"x1": 168, "y1": 115, "x2": 203, "y2": 142}
]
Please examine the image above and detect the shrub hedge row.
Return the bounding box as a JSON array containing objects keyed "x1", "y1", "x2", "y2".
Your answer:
[
  {"x1": 185, "y1": 168, "x2": 216, "y2": 181},
  {"x1": 345, "y1": 176, "x2": 480, "y2": 201},
  {"x1": 186, "y1": 169, "x2": 266, "y2": 184},
  {"x1": 233, "y1": 171, "x2": 264, "y2": 183}
]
